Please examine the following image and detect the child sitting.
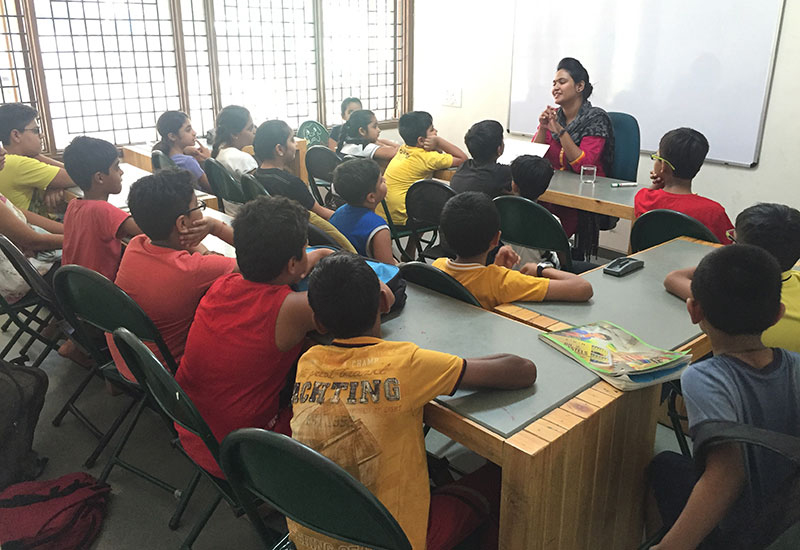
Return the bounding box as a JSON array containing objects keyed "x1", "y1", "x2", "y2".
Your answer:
[
  {"x1": 383, "y1": 111, "x2": 467, "y2": 226},
  {"x1": 153, "y1": 110, "x2": 212, "y2": 193},
  {"x1": 175, "y1": 196, "x2": 332, "y2": 478},
  {"x1": 635, "y1": 128, "x2": 733, "y2": 244},
  {"x1": 335, "y1": 109, "x2": 398, "y2": 167},
  {"x1": 110, "y1": 168, "x2": 237, "y2": 379},
  {"x1": 210, "y1": 105, "x2": 257, "y2": 179},
  {"x1": 432, "y1": 192, "x2": 592, "y2": 309},
  {"x1": 328, "y1": 158, "x2": 394, "y2": 264},
  {"x1": 510, "y1": 154, "x2": 577, "y2": 238},
  {"x1": 664, "y1": 203, "x2": 800, "y2": 353},
  {"x1": 289, "y1": 251, "x2": 537, "y2": 550},
  {"x1": 328, "y1": 96, "x2": 362, "y2": 149},
  {"x1": 649, "y1": 244, "x2": 800, "y2": 549},
  {"x1": 450, "y1": 120, "x2": 512, "y2": 198},
  {"x1": 62, "y1": 136, "x2": 141, "y2": 281},
  {"x1": 0, "y1": 103, "x2": 74, "y2": 213},
  {"x1": 253, "y1": 119, "x2": 334, "y2": 220}
]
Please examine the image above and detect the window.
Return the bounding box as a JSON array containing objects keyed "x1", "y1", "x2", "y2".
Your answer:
[{"x1": 0, "y1": 0, "x2": 410, "y2": 152}]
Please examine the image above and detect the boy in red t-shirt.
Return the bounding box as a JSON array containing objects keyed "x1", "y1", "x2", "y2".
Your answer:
[
  {"x1": 109, "y1": 169, "x2": 238, "y2": 379},
  {"x1": 62, "y1": 136, "x2": 142, "y2": 280},
  {"x1": 634, "y1": 128, "x2": 733, "y2": 244},
  {"x1": 175, "y1": 196, "x2": 333, "y2": 477}
]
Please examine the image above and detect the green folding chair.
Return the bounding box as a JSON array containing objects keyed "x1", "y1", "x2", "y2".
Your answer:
[
  {"x1": 405, "y1": 179, "x2": 455, "y2": 261},
  {"x1": 399, "y1": 261, "x2": 481, "y2": 307},
  {"x1": 241, "y1": 173, "x2": 269, "y2": 202},
  {"x1": 220, "y1": 428, "x2": 412, "y2": 550},
  {"x1": 151, "y1": 150, "x2": 177, "y2": 171},
  {"x1": 630, "y1": 209, "x2": 720, "y2": 253},
  {"x1": 111, "y1": 328, "x2": 276, "y2": 550},
  {"x1": 493, "y1": 195, "x2": 574, "y2": 272},
  {"x1": 296, "y1": 120, "x2": 330, "y2": 147},
  {"x1": 204, "y1": 158, "x2": 245, "y2": 213}
]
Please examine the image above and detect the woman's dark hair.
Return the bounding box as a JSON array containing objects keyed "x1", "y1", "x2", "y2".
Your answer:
[
  {"x1": 341, "y1": 97, "x2": 362, "y2": 117},
  {"x1": 211, "y1": 105, "x2": 251, "y2": 158},
  {"x1": 253, "y1": 120, "x2": 292, "y2": 161},
  {"x1": 336, "y1": 109, "x2": 375, "y2": 153},
  {"x1": 557, "y1": 57, "x2": 593, "y2": 101},
  {"x1": 153, "y1": 111, "x2": 189, "y2": 154}
]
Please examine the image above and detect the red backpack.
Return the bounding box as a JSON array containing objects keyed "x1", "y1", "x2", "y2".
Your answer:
[{"x1": 0, "y1": 472, "x2": 111, "y2": 549}]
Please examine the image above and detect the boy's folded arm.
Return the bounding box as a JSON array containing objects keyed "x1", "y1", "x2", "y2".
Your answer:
[
  {"x1": 538, "y1": 268, "x2": 593, "y2": 302},
  {"x1": 372, "y1": 145, "x2": 399, "y2": 160},
  {"x1": 654, "y1": 443, "x2": 745, "y2": 550},
  {"x1": 435, "y1": 137, "x2": 468, "y2": 167},
  {"x1": 116, "y1": 216, "x2": 142, "y2": 239},
  {"x1": 458, "y1": 354, "x2": 537, "y2": 390},
  {"x1": 275, "y1": 291, "x2": 316, "y2": 352},
  {"x1": 47, "y1": 167, "x2": 76, "y2": 189},
  {"x1": 664, "y1": 267, "x2": 695, "y2": 300}
]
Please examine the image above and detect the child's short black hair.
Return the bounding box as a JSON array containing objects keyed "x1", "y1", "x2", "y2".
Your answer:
[
  {"x1": 308, "y1": 251, "x2": 380, "y2": 338},
  {"x1": 691, "y1": 244, "x2": 782, "y2": 335},
  {"x1": 659, "y1": 128, "x2": 709, "y2": 180},
  {"x1": 439, "y1": 191, "x2": 500, "y2": 258},
  {"x1": 510, "y1": 155, "x2": 554, "y2": 201},
  {"x1": 232, "y1": 196, "x2": 308, "y2": 283},
  {"x1": 398, "y1": 111, "x2": 432, "y2": 147},
  {"x1": 332, "y1": 158, "x2": 381, "y2": 205},
  {"x1": 253, "y1": 120, "x2": 292, "y2": 161},
  {"x1": 0, "y1": 103, "x2": 38, "y2": 143},
  {"x1": 735, "y1": 203, "x2": 800, "y2": 272},
  {"x1": 128, "y1": 168, "x2": 195, "y2": 240},
  {"x1": 464, "y1": 120, "x2": 504, "y2": 164},
  {"x1": 63, "y1": 136, "x2": 119, "y2": 192},
  {"x1": 341, "y1": 97, "x2": 362, "y2": 116}
]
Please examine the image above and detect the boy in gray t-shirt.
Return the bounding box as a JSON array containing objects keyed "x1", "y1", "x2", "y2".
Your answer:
[{"x1": 650, "y1": 244, "x2": 800, "y2": 550}]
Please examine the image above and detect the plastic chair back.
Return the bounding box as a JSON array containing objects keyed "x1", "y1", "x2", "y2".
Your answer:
[
  {"x1": 0, "y1": 235, "x2": 57, "y2": 305},
  {"x1": 220, "y1": 428, "x2": 412, "y2": 550},
  {"x1": 493, "y1": 195, "x2": 573, "y2": 272},
  {"x1": 151, "y1": 150, "x2": 177, "y2": 171},
  {"x1": 630, "y1": 209, "x2": 720, "y2": 253},
  {"x1": 112, "y1": 328, "x2": 219, "y2": 459},
  {"x1": 307, "y1": 223, "x2": 342, "y2": 250},
  {"x1": 297, "y1": 120, "x2": 330, "y2": 147},
  {"x1": 204, "y1": 158, "x2": 246, "y2": 206},
  {"x1": 405, "y1": 179, "x2": 456, "y2": 228},
  {"x1": 305, "y1": 145, "x2": 342, "y2": 206},
  {"x1": 399, "y1": 262, "x2": 481, "y2": 307},
  {"x1": 53, "y1": 265, "x2": 177, "y2": 372},
  {"x1": 608, "y1": 112, "x2": 640, "y2": 182},
  {"x1": 241, "y1": 174, "x2": 269, "y2": 202}
]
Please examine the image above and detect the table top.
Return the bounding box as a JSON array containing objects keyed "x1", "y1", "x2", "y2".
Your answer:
[
  {"x1": 511, "y1": 238, "x2": 715, "y2": 351},
  {"x1": 381, "y1": 284, "x2": 599, "y2": 438},
  {"x1": 538, "y1": 170, "x2": 639, "y2": 220}
]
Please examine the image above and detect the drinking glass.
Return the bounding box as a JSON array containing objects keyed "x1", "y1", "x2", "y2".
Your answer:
[{"x1": 580, "y1": 165, "x2": 597, "y2": 184}]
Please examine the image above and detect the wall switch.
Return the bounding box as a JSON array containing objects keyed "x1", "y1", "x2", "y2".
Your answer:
[{"x1": 442, "y1": 87, "x2": 462, "y2": 108}]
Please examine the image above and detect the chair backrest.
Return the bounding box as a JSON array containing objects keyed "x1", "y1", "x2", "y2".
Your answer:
[
  {"x1": 241, "y1": 173, "x2": 269, "y2": 202},
  {"x1": 630, "y1": 209, "x2": 720, "y2": 253},
  {"x1": 493, "y1": 195, "x2": 573, "y2": 271},
  {"x1": 0, "y1": 235, "x2": 57, "y2": 305},
  {"x1": 52, "y1": 265, "x2": 177, "y2": 372},
  {"x1": 607, "y1": 112, "x2": 641, "y2": 182},
  {"x1": 112, "y1": 328, "x2": 220, "y2": 459},
  {"x1": 399, "y1": 262, "x2": 481, "y2": 307},
  {"x1": 220, "y1": 428, "x2": 412, "y2": 550},
  {"x1": 151, "y1": 150, "x2": 177, "y2": 171},
  {"x1": 204, "y1": 157, "x2": 246, "y2": 205},
  {"x1": 307, "y1": 223, "x2": 342, "y2": 250},
  {"x1": 305, "y1": 145, "x2": 342, "y2": 182},
  {"x1": 405, "y1": 179, "x2": 456, "y2": 227},
  {"x1": 296, "y1": 120, "x2": 330, "y2": 147}
]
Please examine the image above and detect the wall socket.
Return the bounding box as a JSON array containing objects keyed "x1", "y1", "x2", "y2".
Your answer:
[{"x1": 442, "y1": 87, "x2": 462, "y2": 108}]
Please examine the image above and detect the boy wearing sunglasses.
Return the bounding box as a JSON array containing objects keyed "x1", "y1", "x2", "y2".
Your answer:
[{"x1": 634, "y1": 127, "x2": 733, "y2": 244}]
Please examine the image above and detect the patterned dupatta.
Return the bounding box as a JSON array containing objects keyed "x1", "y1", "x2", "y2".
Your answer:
[{"x1": 552, "y1": 100, "x2": 615, "y2": 174}]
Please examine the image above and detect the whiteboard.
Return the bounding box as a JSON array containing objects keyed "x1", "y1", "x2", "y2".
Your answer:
[{"x1": 508, "y1": 0, "x2": 785, "y2": 166}]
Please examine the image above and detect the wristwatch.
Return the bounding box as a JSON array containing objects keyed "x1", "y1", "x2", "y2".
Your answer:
[{"x1": 537, "y1": 261, "x2": 555, "y2": 277}]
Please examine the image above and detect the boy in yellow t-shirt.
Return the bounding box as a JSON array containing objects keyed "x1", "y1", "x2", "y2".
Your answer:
[
  {"x1": 0, "y1": 103, "x2": 74, "y2": 212},
  {"x1": 382, "y1": 111, "x2": 467, "y2": 226},
  {"x1": 664, "y1": 203, "x2": 800, "y2": 353},
  {"x1": 432, "y1": 192, "x2": 593, "y2": 309},
  {"x1": 289, "y1": 251, "x2": 537, "y2": 550}
]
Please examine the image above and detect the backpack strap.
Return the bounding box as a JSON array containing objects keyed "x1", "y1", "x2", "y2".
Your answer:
[{"x1": 693, "y1": 420, "x2": 800, "y2": 468}]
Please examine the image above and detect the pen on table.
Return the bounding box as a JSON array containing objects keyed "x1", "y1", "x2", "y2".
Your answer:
[{"x1": 610, "y1": 182, "x2": 638, "y2": 188}]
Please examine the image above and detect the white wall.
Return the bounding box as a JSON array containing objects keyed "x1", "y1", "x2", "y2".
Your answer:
[{"x1": 413, "y1": 0, "x2": 800, "y2": 251}]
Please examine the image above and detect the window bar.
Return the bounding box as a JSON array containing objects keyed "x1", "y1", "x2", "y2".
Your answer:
[
  {"x1": 19, "y1": 0, "x2": 54, "y2": 152},
  {"x1": 168, "y1": 0, "x2": 191, "y2": 116},
  {"x1": 312, "y1": 0, "x2": 326, "y2": 126},
  {"x1": 400, "y1": 0, "x2": 412, "y2": 114},
  {"x1": 201, "y1": 0, "x2": 221, "y2": 123}
]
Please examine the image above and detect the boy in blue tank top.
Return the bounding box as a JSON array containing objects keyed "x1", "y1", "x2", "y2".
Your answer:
[{"x1": 328, "y1": 158, "x2": 395, "y2": 265}]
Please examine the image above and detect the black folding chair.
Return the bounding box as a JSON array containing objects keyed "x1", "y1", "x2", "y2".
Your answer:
[
  {"x1": 305, "y1": 145, "x2": 342, "y2": 206},
  {"x1": 151, "y1": 150, "x2": 178, "y2": 171},
  {"x1": 405, "y1": 179, "x2": 456, "y2": 261},
  {"x1": 399, "y1": 262, "x2": 481, "y2": 307},
  {"x1": 241, "y1": 173, "x2": 269, "y2": 202},
  {"x1": 204, "y1": 158, "x2": 245, "y2": 214}
]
